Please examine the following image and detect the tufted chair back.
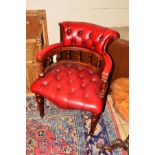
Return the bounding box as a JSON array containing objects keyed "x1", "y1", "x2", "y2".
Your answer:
[{"x1": 59, "y1": 21, "x2": 120, "y2": 54}]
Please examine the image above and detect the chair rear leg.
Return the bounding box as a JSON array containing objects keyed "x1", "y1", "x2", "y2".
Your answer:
[
  {"x1": 89, "y1": 113, "x2": 100, "y2": 136},
  {"x1": 35, "y1": 94, "x2": 45, "y2": 118}
]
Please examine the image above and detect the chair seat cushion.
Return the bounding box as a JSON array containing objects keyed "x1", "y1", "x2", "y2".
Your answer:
[{"x1": 31, "y1": 63, "x2": 104, "y2": 114}]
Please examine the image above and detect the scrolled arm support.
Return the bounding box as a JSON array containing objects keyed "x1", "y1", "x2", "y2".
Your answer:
[
  {"x1": 35, "y1": 43, "x2": 63, "y2": 78},
  {"x1": 102, "y1": 52, "x2": 112, "y2": 76},
  {"x1": 98, "y1": 75, "x2": 108, "y2": 97},
  {"x1": 36, "y1": 43, "x2": 63, "y2": 62},
  {"x1": 98, "y1": 52, "x2": 112, "y2": 97}
]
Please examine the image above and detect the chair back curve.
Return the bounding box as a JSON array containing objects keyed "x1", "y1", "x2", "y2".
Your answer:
[{"x1": 59, "y1": 21, "x2": 120, "y2": 54}]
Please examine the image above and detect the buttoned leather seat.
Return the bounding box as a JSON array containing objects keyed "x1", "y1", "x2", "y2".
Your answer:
[
  {"x1": 30, "y1": 21, "x2": 120, "y2": 136},
  {"x1": 31, "y1": 63, "x2": 103, "y2": 113}
]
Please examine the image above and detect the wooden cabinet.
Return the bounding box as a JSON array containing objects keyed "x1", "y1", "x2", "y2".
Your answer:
[{"x1": 26, "y1": 10, "x2": 48, "y2": 94}]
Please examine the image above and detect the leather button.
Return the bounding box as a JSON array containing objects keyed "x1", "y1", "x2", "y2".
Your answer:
[
  {"x1": 92, "y1": 45, "x2": 95, "y2": 50},
  {"x1": 78, "y1": 67, "x2": 83, "y2": 71},
  {"x1": 55, "y1": 68, "x2": 60, "y2": 72},
  {"x1": 57, "y1": 85, "x2": 62, "y2": 90},
  {"x1": 81, "y1": 83, "x2": 86, "y2": 88},
  {"x1": 70, "y1": 88, "x2": 75, "y2": 94},
  {"x1": 91, "y1": 78, "x2": 97, "y2": 82},
  {"x1": 57, "y1": 76, "x2": 61, "y2": 80},
  {"x1": 66, "y1": 28, "x2": 71, "y2": 35},
  {"x1": 82, "y1": 42, "x2": 86, "y2": 47},
  {"x1": 69, "y1": 80, "x2": 73, "y2": 84},
  {"x1": 79, "y1": 74, "x2": 84, "y2": 78},
  {"x1": 42, "y1": 81, "x2": 48, "y2": 86},
  {"x1": 89, "y1": 71, "x2": 94, "y2": 74},
  {"x1": 89, "y1": 32, "x2": 92, "y2": 39},
  {"x1": 85, "y1": 93, "x2": 88, "y2": 98},
  {"x1": 67, "y1": 71, "x2": 71, "y2": 75},
  {"x1": 78, "y1": 30, "x2": 82, "y2": 36}
]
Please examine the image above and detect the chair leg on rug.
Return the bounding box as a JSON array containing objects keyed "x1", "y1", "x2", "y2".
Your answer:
[
  {"x1": 89, "y1": 113, "x2": 100, "y2": 136},
  {"x1": 35, "y1": 94, "x2": 45, "y2": 118}
]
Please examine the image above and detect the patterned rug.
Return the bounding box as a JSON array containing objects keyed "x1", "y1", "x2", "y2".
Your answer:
[{"x1": 26, "y1": 95, "x2": 125, "y2": 155}]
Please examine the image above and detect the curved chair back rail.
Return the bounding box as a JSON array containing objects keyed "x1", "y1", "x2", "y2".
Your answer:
[{"x1": 40, "y1": 46, "x2": 105, "y2": 74}]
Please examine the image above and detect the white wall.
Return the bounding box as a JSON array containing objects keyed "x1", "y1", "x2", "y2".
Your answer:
[{"x1": 26, "y1": 0, "x2": 129, "y2": 43}]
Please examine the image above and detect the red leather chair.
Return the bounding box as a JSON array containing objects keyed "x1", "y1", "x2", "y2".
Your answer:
[{"x1": 31, "y1": 21, "x2": 120, "y2": 136}]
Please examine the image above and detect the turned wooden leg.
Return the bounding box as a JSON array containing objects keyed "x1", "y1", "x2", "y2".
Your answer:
[
  {"x1": 35, "y1": 94, "x2": 45, "y2": 118},
  {"x1": 89, "y1": 113, "x2": 100, "y2": 136}
]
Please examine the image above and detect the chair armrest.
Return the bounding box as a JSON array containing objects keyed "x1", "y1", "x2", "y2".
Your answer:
[
  {"x1": 36, "y1": 43, "x2": 63, "y2": 62},
  {"x1": 102, "y1": 52, "x2": 112, "y2": 78}
]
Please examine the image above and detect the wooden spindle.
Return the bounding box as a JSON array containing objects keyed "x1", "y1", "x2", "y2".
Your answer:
[
  {"x1": 56, "y1": 53, "x2": 61, "y2": 62},
  {"x1": 67, "y1": 51, "x2": 70, "y2": 60},
  {"x1": 77, "y1": 51, "x2": 81, "y2": 61},
  {"x1": 88, "y1": 54, "x2": 92, "y2": 63},
  {"x1": 47, "y1": 57, "x2": 51, "y2": 67},
  {"x1": 50, "y1": 55, "x2": 53, "y2": 64},
  {"x1": 39, "y1": 62, "x2": 44, "y2": 78},
  {"x1": 97, "y1": 58, "x2": 101, "y2": 69}
]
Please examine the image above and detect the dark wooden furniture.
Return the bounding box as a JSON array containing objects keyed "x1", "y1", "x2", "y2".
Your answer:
[
  {"x1": 97, "y1": 135, "x2": 129, "y2": 153},
  {"x1": 26, "y1": 10, "x2": 48, "y2": 94},
  {"x1": 30, "y1": 21, "x2": 120, "y2": 136},
  {"x1": 108, "y1": 39, "x2": 129, "y2": 82}
]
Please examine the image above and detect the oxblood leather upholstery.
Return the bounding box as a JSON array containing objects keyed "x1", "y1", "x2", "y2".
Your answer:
[
  {"x1": 31, "y1": 21, "x2": 120, "y2": 115},
  {"x1": 59, "y1": 21, "x2": 119, "y2": 53},
  {"x1": 31, "y1": 63, "x2": 103, "y2": 113}
]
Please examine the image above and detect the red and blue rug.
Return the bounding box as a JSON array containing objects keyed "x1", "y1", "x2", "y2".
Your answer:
[{"x1": 26, "y1": 96, "x2": 125, "y2": 155}]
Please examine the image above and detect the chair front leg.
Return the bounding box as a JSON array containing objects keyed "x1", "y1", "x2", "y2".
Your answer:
[
  {"x1": 35, "y1": 94, "x2": 45, "y2": 118},
  {"x1": 89, "y1": 113, "x2": 100, "y2": 136}
]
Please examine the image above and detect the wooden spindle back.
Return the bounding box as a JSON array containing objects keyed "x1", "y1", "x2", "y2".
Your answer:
[{"x1": 42, "y1": 46, "x2": 105, "y2": 75}]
